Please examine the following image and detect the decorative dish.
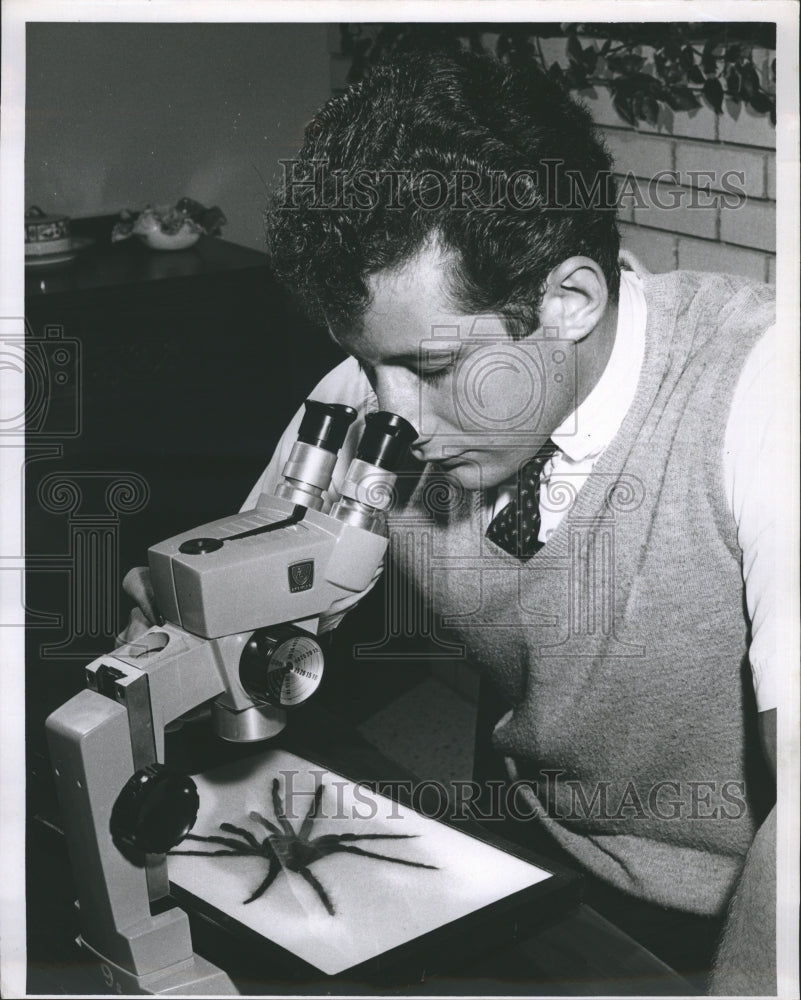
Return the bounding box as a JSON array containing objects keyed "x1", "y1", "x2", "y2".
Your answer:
[
  {"x1": 112, "y1": 198, "x2": 227, "y2": 251},
  {"x1": 25, "y1": 235, "x2": 94, "y2": 267}
]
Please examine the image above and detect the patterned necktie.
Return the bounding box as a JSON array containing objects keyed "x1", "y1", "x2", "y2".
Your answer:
[{"x1": 486, "y1": 440, "x2": 559, "y2": 559}]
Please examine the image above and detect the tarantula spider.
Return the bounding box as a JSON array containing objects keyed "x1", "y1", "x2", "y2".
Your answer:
[{"x1": 170, "y1": 778, "x2": 437, "y2": 915}]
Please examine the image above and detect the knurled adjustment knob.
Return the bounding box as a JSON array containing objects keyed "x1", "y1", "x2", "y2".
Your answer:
[{"x1": 110, "y1": 763, "x2": 199, "y2": 854}]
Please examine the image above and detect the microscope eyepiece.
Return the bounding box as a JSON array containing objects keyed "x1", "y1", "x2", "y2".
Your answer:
[
  {"x1": 356, "y1": 411, "x2": 418, "y2": 471},
  {"x1": 297, "y1": 400, "x2": 357, "y2": 453},
  {"x1": 329, "y1": 411, "x2": 418, "y2": 532},
  {"x1": 275, "y1": 401, "x2": 358, "y2": 511}
]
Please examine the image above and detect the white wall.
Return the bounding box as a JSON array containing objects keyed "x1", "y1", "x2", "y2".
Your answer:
[{"x1": 25, "y1": 22, "x2": 332, "y2": 251}]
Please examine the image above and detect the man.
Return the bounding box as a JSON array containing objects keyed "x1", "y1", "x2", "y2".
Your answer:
[{"x1": 125, "y1": 51, "x2": 777, "y2": 992}]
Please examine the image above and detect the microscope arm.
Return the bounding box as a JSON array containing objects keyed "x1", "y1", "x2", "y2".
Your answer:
[{"x1": 45, "y1": 628, "x2": 239, "y2": 994}]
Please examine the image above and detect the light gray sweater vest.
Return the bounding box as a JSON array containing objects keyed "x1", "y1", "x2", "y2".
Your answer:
[{"x1": 386, "y1": 270, "x2": 776, "y2": 916}]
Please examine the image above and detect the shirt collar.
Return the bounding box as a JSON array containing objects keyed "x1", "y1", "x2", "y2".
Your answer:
[{"x1": 550, "y1": 268, "x2": 647, "y2": 462}]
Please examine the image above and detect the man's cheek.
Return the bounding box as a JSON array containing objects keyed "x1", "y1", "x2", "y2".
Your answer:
[{"x1": 452, "y1": 345, "x2": 545, "y2": 435}]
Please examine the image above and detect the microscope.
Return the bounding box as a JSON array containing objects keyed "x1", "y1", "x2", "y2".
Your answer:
[{"x1": 45, "y1": 402, "x2": 417, "y2": 995}]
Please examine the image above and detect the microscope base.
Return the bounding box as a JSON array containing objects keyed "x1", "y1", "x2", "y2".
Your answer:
[{"x1": 78, "y1": 937, "x2": 240, "y2": 995}]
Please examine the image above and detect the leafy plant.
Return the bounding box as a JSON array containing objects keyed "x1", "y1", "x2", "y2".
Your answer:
[{"x1": 340, "y1": 22, "x2": 776, "y2": 127}]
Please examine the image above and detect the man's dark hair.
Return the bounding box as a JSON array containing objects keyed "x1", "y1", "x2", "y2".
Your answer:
[{"x1": 266, "y1": 50, "x2": 620, "y2": 338}]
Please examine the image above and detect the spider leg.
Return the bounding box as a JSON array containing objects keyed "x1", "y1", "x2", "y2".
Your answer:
[
  {"x1": 296, "y1": 866, "x2": 335, "y2": 916},
  {"x1": 243, "y1": 855, "x2": 282, "y2": 904},
  {"x1": 271, "y1": 778, "x2": 297, "y2": 837},
  {"x1": 174, "y1": 832, "x2": 258, "y2": 852},
  {"x1": 298, "y1": 783, "x2": 324, "y2": 840},
  {"x1": 316, "y1": 833, "x2": 423, "y2": 844},
  {"x1": 169, "y1": 847, "x2": 251, "y2": 858},
  {"x1": 248, "y1": 810, "x2": 282, "y2": 837},
  {"x1": 219, "y1": 822, "x2": 263, "y2": 850},
  {"x1": 322, "y1": 844, "x2": 438, "y2": 870}
]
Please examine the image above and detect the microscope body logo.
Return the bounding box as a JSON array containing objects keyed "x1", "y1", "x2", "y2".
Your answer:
[{"x1": 288, "y1": 559, "x2": 315, "y2": 593}]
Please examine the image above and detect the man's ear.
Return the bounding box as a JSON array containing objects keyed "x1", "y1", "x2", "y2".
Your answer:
[{"x1": 538, "y1": 257, "x2": 609, "y2": 343}]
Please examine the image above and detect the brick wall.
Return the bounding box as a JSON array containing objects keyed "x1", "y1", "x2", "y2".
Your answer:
[
  {"x1": 328, "y1": 27, "x2": 776, "y2": 285},
  {"x1": 577, "y1": 49, "x2": 776, "y2": 285}
]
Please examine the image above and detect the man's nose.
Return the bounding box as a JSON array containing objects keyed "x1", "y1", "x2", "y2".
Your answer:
[{"x1": 372, "y1": 368, "x2": 422, "y2": 437}]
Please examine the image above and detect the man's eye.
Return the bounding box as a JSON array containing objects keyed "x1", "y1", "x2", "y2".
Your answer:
[
  {"x1": 419, "y1": 365, "x2": 453, "y2": 386},
  {"x1": 418, "y1": 347, "x2": 459, "y2": 386}
]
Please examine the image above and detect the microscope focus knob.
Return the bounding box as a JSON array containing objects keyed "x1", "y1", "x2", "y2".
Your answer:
[
  {"x1": 240, "y1": 624, "x2": 324, "y2": 707},
  {"x1": 110, "y1": 763, "x2": 199, "y2": 854}
]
